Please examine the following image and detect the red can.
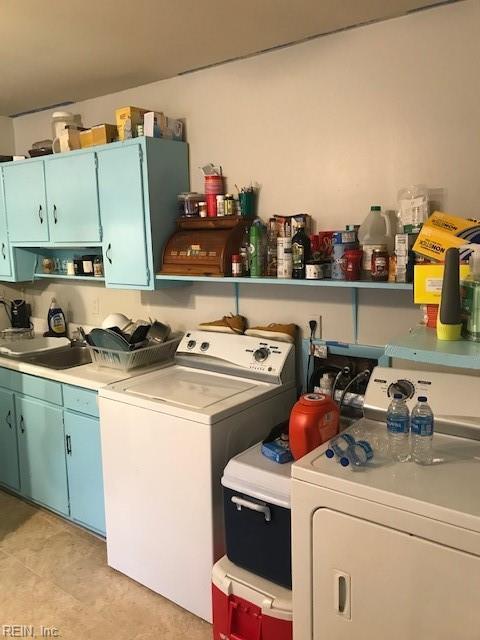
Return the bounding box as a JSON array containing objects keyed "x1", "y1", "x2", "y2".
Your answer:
[
  {"x1": 204, "y1": 174, "x2": 225, "y2": 195},
  {"x1": 371, "y1": 248, "x2": 389, "y2": 281},
  {"x1": 342, "y1": 248, "x2": 363, "y2": 281}
]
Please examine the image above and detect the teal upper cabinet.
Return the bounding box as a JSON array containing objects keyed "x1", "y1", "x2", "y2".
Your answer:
[
  {"x1": 44, "y1": 153, "x2": 101, "y2": 244},
  {"x1": 16, "y1": 395, "x2": 69, "y2": 515},
  {"x1": 0, "y1": 388, "x2": 19, "y2": 490},
  {"x1": 3, "y1": 161, "x2": 49, "y2": 243},
  {"x1": 97, "y1": 144, "x2": 150, "y2": 288},
  {"x1": 0, "y1": 174, "x2": 12, "y2": 278}
]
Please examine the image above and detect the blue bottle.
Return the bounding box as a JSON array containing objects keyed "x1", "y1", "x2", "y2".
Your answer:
[
  {"x1": 411, "y1": 396, "x2": 434, "y2": 465},
  {"x1": 325, "y1": 433, "x2": 356, "y2": 459},
  {"x1": 386, "y1": 393, "x2": 410, "y2": 462},
  {"x1": 46, "y1": 297, "x2": 67, "y2": 337}
]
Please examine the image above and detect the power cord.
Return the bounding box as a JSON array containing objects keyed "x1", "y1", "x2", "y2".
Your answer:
[{"x1": 306, "y1": 320, "x2": 317, "y2": 391}]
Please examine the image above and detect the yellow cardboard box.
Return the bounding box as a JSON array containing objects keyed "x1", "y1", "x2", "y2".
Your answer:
[
  {"x1": 115, "y1": 106, "x2": 149, "y2": 140},
  {"x1": 91, "y1": 124, "x2": 118, "y2": 146},
  {"x1": 413, "y1": 211, "x2": 480, "y2": 261},
  {"x1": 414, "y1": 263, "x2": 470, "y2": 304}
]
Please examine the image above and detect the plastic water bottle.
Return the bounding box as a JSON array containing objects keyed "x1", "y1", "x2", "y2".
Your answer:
[
  {"x1": 387, "y1": 393, "x2": 410, "y2": 462},
  {"x1": 325, "y1": 433, "x2": 356, "y2": 459},
  {"x1": 411, "y1": 396, "x2": 434, "y2": 465},
  {"x1": 339, "y1": 440, "x2": 374, "y2": 468}
]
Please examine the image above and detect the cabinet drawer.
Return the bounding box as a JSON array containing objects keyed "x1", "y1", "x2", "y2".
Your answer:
[
  {"x1": 0, "y1": 368, "x2": 22, "y2": 392},
  {"x1": 18, "y1": 374, "x2": 62, "y2": 406},
  {"x1": 63, "y1": 385, "x2": 99, "y2": 417}
]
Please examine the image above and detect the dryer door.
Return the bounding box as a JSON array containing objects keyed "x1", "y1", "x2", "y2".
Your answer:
[{"x1": 312, "y1": 508, "x2": 480, "y2": 640}]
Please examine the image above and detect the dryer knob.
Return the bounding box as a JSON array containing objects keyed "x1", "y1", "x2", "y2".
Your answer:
[
  {"x1": 187, "y1": 340, "x2": 196, "y2": 350},
  {"x1": 254, "y1": 347, "x2": 270, "y2": 362}
]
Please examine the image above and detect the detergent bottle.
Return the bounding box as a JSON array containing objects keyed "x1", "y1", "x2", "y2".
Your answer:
[{"x1": 46, "y1": 297, "x2": 67, "y2": 337}]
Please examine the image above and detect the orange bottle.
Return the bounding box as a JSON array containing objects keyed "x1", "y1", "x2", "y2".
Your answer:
[{"x1": 289, "y1": 393, "x2": 340, "y2": 460}]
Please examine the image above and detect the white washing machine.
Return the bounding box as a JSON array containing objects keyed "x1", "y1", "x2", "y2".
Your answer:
[
  {"x1": 98, "y1": 330, "x2": 296, "y2": 622},
  {"x1": 292, "y1": 366, "x2": 480, "y2": 640}
]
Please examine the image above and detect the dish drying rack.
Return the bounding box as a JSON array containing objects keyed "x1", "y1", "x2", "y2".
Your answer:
[{"x1": 87, "y1": 333, "x2": 182, "y2": 371}]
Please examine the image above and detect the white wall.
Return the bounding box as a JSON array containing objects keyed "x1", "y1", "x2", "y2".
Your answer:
[
  {"x1": 8, "y1": 0, "x2": 480, "y2": 345},
  {"x1": 0, "y1": 117, "x2": 14, "y2": 155}
]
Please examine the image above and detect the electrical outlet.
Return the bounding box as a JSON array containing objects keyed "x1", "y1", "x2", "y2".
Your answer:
[
  {"x1": 314, "y1": 344, "x2": 328, "y2": 359},
  {"x1": 92, "y1": 297, "x2": 100, "y2": 317}
]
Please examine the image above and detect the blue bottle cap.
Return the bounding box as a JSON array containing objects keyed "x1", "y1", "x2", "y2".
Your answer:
[
  {"x1": 418, "y1": 396, "x2": 427, "y2": 402},
  {"x1": 340, "y1": 457, "x2": 350, "y2": 467},
  {"x1": 325, "y1": 448, "x2": 335, "y2": 459}
]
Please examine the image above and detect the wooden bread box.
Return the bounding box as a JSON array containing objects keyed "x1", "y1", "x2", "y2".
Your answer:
[{"x1": 160, "y1": 217, "x2": 250, "y2": 276}]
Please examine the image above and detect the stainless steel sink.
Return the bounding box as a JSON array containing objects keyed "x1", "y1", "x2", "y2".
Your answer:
[{"x1": 21, "y1": 345, "x2": 92, "y2": 370}]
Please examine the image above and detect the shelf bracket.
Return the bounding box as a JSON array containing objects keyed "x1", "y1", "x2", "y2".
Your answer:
[{"x1": 351, "y1": 287, "x2": 359, "y2": 344}]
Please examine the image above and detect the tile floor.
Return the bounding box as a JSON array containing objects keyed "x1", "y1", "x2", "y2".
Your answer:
[{"x1": 0, "y1": 489, "x2": 212, "y2": 639}]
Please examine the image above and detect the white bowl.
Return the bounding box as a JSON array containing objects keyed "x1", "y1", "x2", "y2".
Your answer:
[{"x1": 101, "y1": 313, "x2": 132, "y2": 331}]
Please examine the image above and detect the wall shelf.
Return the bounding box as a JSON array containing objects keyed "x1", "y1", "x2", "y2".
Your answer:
[
  {"x1": 155, "y1": 274, "x2": 413, "y2": 291},
  {"x1": 385, "y1": 326, "x2": 480, "y2": 370},
  {"x1": 34, "y1": 273, "x2": 105, "y2": 282}
]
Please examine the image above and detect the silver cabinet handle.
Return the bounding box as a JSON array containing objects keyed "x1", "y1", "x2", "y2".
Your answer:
[
  {"x1": 53, "y1": 204, "x2": 58, "y2": 224},
  {"x1": 5, "y1": 410, "x2": 12, "y2": 429},
  {"x1": 106, "y1": 243, "x2": 112, "y2": 264},
  {"x1": 66, "y1": 434, "x2": 72, "y2": 455},
  {"x1": 1, "y1": 243, "x2": 6, "y2": 260},
  {"x1": 19, "y1": 415, "x2": 25, "y2": 433},
  {"x1": 38, "y1": 205, "x2": 43, "y2": 224},
  {"x1": 231, "y1": 496, "x2": 271, "y2": 522}
]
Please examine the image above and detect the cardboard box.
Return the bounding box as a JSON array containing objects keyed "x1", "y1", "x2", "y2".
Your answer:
[
  {"x1": 143, "y1": 111, "x2": 184, "y2": 141},
  {"x1": 115, "y1": 106, "x2": 150, "y2": 140},
  {"x1": 91, "y1": 124, "x2": 118, "y2": 146},
  {"x1": 412, "y1": 211, "x2": 480, "y2": 261},
  {"x1": 414, "y1": 263, "x2": 471, "y2": 304},
  {"x1": 80, "y1": 129, "x2": 93, "y2": 148}
]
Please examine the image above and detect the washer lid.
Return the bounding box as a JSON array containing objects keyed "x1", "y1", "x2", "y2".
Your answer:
[{"x1": 120, "y1": 367, "x2": 256, "y2": 409}]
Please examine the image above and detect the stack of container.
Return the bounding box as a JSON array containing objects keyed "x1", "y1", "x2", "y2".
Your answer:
[
  {"x1": 212, "y1": 442, "x2": 293, "y2": 640},
  {"x1": 204, "y1": 174, "x2": 225, "y2": 217}
]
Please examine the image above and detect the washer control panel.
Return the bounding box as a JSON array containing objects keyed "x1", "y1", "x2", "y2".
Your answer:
[{"x1": 176, "y1": 330, "x2": 295, "y2": 383}]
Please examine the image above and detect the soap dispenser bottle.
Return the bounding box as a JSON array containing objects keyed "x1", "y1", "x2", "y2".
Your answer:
[{"x1": 46, "y1": 297, "x2": 67, "y2": 337}]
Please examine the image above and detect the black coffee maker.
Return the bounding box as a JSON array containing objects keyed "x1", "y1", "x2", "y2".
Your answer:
[{"x1": 11, "y1": 299, "x2": 31, "y2": 328}]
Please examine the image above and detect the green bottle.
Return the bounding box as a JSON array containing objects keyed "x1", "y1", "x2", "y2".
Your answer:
[{"x1": 249, "y1": 220, "x2": 264, "y2": 278}]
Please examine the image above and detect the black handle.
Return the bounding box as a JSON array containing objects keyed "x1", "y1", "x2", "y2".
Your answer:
[
  {"x1": 66, "y1": 434, "x2": 72, "y2": 455},
  {"x1": 38, "y1": 205, "x2": 43, "y2": 224},
  {"x1": 106, "y1": 243, "x2": 112, "y2": 264},
  {"x1": 19, "y1": 415, "x2": 25, "y2": 433},
  {"x1": 5, "y1": 410, "x2": 12, "y2": 429},
  {"x1": 53, "y1": 204, "x2": 58, "y2": 224},
  {"x1": 1, "y1": 243, "x2": 5, "y2": 260}
]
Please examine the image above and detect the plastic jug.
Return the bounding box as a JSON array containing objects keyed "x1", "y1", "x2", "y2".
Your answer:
[
  {"x1": 289, "y1": 393, "x2": 339, "y2": 460},
  {"x1": 358, "y1": 205, "x2": 394, "y2": 249}
]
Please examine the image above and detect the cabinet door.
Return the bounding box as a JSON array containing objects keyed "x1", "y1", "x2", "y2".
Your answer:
[
  {"x1": 16, "y1": 395, "x2": 68, "y2": 515},
  {"x1": 312, "y1": 508, "x2": 480, "y2": 640},
  {"x1": 44, "y1": 153, "x2": 101, "y2": 243},
  {"x1": 0, "y1": 176, "x2": 12, "y2": 277},
  {"x1": 64, "y1": 411, "x2": 105, "y2": 534},
  {"x1": 97, "y1": 144, "x2": 150, "y2": 287},
  {"x1": 3, "y1": 162, "x2": 48, "y2": 242},
  {"x1": 0, "y1": 388, "x2": 18, "y2": 490}
]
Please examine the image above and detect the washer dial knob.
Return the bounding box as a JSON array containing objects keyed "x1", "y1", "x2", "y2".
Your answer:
[
  {"x1": 253, "y1": 347, "x2": 270, "y2": 362},
  {"x1": 388, "y1": 379, "x2": 415, "y2": 399}
]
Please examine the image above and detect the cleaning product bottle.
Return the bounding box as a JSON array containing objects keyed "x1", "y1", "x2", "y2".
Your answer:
[
  {"x1": 249, "y1": 219, "x2": 265, "y2": 278},
  {"x1": 358, "y1": 205, "x2": 394, "y2": 278},
  {"x1": 437, "y1": 247, "x2": 462, "y2": 341},
  {"x1": 461, "y1": 244, "x2": 480, "y2": 342},
  {"x1": 46, "y1": 297, "x2": 67, "y2": 337}
]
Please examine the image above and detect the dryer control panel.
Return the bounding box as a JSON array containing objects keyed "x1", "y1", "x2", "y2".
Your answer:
[
  {"x1": 175, "y1": 330, "x2": 295, "y2": 385},
  {"x1": 364, "y1": 366, "x2": 480, "y2": 437}
]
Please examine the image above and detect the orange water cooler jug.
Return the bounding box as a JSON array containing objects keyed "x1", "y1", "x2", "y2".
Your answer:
[{"x1": 289, "y1": 393, "x2": 339, "y2": 460}]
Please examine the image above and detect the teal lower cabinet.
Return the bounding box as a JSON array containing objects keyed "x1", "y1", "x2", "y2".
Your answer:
[
  {"x1": 16, "y1": 395, "x2": 69, "y2": 516},
  {"x1": 64, "y1": 410, "x2": 105, "y2": 534},
  {"x1": 0, "y1": 388, "x2": 19, "y2": 491}
]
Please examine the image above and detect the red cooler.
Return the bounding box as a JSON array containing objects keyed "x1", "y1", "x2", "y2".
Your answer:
[{"x1": 212, "y1": 556, "x2": 292, "y2": 640}]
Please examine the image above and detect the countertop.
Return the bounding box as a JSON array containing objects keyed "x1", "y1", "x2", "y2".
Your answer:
[{"x1": 0, "y1": 354, "x2": 149, "y2": 391}]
